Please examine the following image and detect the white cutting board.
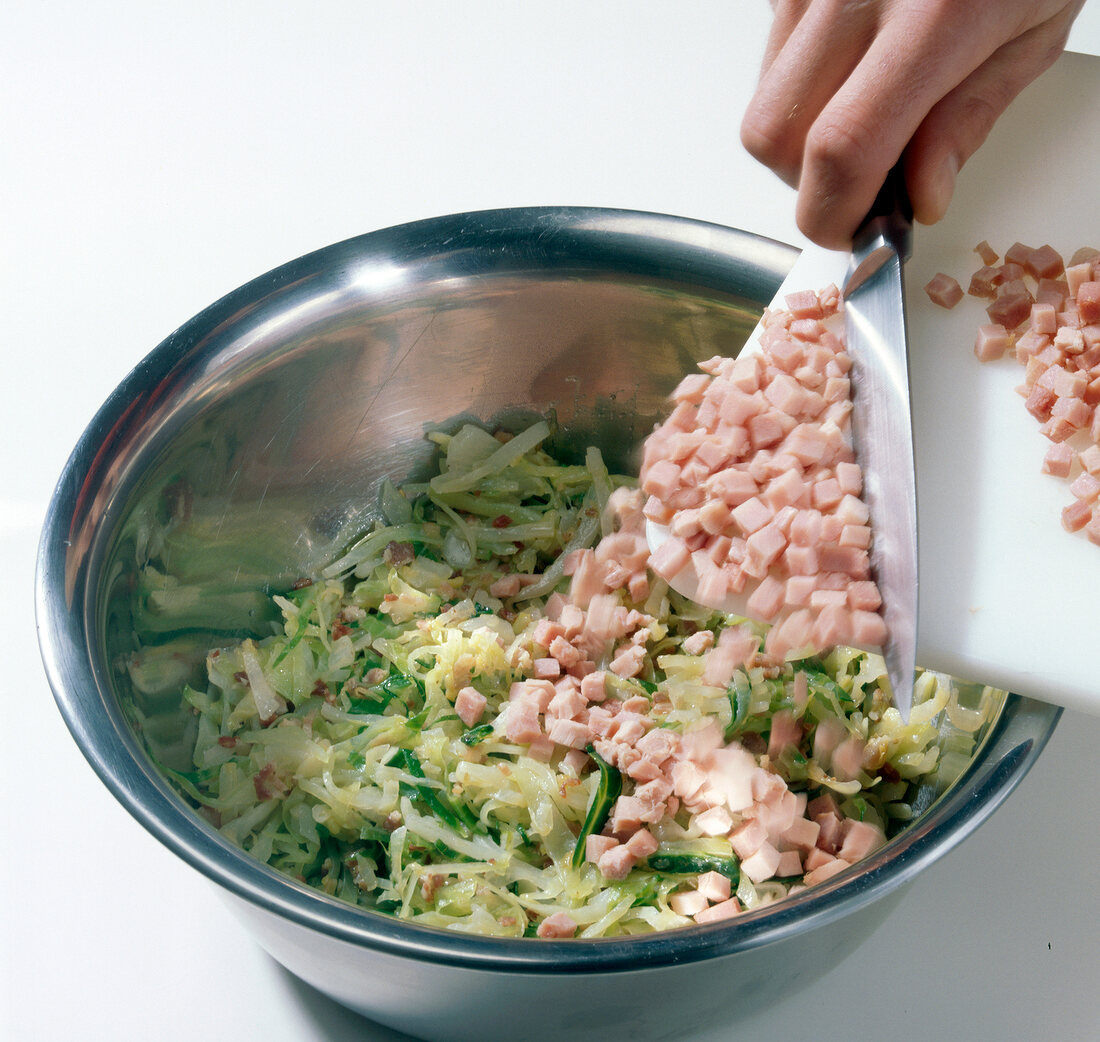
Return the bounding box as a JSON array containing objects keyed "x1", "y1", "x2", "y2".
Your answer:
[{"x1": 901, "y1": 50, "x2": 1099, "y2": 714}]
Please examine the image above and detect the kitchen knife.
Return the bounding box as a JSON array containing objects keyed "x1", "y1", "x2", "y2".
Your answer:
[{"x1": 842, "y1": 168, "x2": 918, "y2": 721}]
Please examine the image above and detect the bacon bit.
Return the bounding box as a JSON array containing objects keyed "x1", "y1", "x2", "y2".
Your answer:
[
  {"x1": 253, "y1": 762, "x2": 289, "y2": 801},
  {"x1": 383, "y1": 540, "x2": 415, "y2": 566},
  {"x1": 233, "y1": 670, "x2": 249, "y2": 685},
  {"x1": 420, "y1": 872, "x2": 444, "y2": 902},
  {"x1": 492, "y1": 514, "x2": 512, "y2": 528},
  {"x1": 382, "y1": 812, "x2": 403, "y2": 832},
  {"x1": 217, "y1": 735, "x2": 238, "y2": 749},
  {"x1": 879, "y1": 762, "x2": 901, "y2": 784},
  {"x1": 312, "y1": 678, "x2": 337, "y2": 704},
  {"x1": 291, "y1": 577, "x2": 314, "y2": 590},
  {"x1": 331, "y1": 623, "x2": 351, "y2": 641}
]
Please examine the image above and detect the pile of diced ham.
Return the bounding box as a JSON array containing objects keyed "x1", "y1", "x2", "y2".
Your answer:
[
  {"x1": 478, "y1": 488, "x2": 885, "y2": 936},
  {"x1": 924, "y1": 242, "x2": 1100, "y2": 545},
  {"x1": 638, "y1": 287, "x2": 887, "y2": 661}
]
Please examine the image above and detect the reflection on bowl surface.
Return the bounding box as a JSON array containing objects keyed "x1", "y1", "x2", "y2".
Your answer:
[{"x1": 37, "y1": 207, "x2": 1060, "y2": 1042}]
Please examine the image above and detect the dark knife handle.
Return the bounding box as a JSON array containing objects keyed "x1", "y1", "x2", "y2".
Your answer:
[{"x1": 853, "y1": 163, "x2": 913, "y2": 262}]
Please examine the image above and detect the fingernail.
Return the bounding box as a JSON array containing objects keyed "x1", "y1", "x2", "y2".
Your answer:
[{"x1": 924, "y1": 154, "x2": 958, "y2": 224}]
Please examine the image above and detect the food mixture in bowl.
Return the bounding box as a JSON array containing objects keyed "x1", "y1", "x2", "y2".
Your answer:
[{"x1": 127, "y1": 367, "x2": 1000, "y2": 938}]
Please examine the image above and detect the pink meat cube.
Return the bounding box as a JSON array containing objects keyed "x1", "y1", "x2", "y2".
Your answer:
[
  {"x1": 1079, "y1": 444, "x2": 1100, "y2": 476},
  {"x1": 746, "y1": 575, "x2": 786, "y2": 620},
  {"x1": 740, "y1": 841, "x2": 782, "y2": 883},
  {"x1": 625, "y1": 828, "x2": 660, "y2": 859},
  {"x1": 924, "y1": 272, "x2": 964, "y2": 309},
  {"x1": 803, "y1": 857, "x2": 851, "y2": 887},
  {"x1": 1042, "y1": 443, "x2": 1074, "y2": 478},
  {"x1": 642, "y1": 458, "x2": 681, "y2": 501},
  {"x1": 775, "y1": 850, "x2": 804, "y2": 878},
  {"x1": 1061, "y1": 498, "x2": 1092, "y2": 532},
  {"x1": 693, "y1": 897, "x2": 741, "y2": 924},
  {"x1": 536, "y1": 911, "x2": 578, "y2": 938},
  {"x1": 732, "y1": 495, "x2": 774, "y2": 535},
  {"x1": 837, "y1": 819, "x2": 886, "y2": 862},
  {"x1": 1030, "y1": 302, "x2": 1058, "y2": 335},
  {"x1": 1078, "y1": 281, "x2": 1100, "y2": 324},
  {"x1": 670, "y1": 889, "x2": 710, "y2": 918},
  {"x1": 745, "y1": 522, "x2": 788, "y2": 571},
  {"x1": 1071, "y1": 472, "x2": 1100, "y2": 503},
  {"x1": 974, "y1": 323, "x2": 1010, "y2": 362},
  {"x1": 455, "y1": 686, "x2": 488, "y2": 728},
  {"x1": 696, "y1": 870, "x2": 732, "y2": 903},
  {"x1": 597, "y1": 844, "x2": 638, "y2": 880}
]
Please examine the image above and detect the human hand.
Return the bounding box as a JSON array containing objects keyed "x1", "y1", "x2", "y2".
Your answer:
[{"x1": 740, "y1": 0, "x2": 1086, "y2": 248}]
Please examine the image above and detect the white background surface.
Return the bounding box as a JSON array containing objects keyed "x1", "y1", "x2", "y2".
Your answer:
[{"x1": 4, "y1": 3, "x2": 1099, "y2": 1040}]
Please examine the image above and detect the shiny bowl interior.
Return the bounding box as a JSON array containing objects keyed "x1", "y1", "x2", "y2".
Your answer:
[{"x1": 36, "y1": 207, "x2": 1061, "y2": 1042}]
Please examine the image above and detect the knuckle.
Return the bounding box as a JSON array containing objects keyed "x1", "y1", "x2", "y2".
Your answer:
[
  {"x1": 803, "y1": 111, "x2": 878, "y2": 186},
  {"x1": 740, "y1": 107, "x2": 802, "y2": 184}
]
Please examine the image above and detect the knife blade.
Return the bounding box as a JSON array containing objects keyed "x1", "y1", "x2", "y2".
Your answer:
[{"x1": 843, "y1": 169, "x2": 918, "y2": 721}]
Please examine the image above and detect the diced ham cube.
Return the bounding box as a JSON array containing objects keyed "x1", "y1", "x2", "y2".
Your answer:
[
  {"x1": 968, "y1": 265, "x2": 1002, "y2": 298},
  {"x1": 533, "y1": 657, "x2": 561, "y2": 679},
  {"x1": 974, "y1": 323, "x2": 1010, "y2": 362},
  {"x1": 785, "y1": 289, "x2": 824, "y2": 319},
  {"x1": 625, "y1": 828, "x2": 660, "y2": 858},
  {"x1": 746, "y1": 575, "x2": 785, "y2": 621},
  {"x1": 1085, "y1": 511, "x2": 1100, "y2": 546},
  {"x1": 597, "y1": 844, "x2": 638, "y2": 880},
  {"x1": 767, "y1": 709, "x2": 802, "y2": 759},
  {"x1": 730, "y1": 818, "x2": 768, "y2": 860},
  {"x1": 642, "y1": 458, "x2": 681, "y2": 501},
  {"x1": 775, "y1": 849, "x2": 804, "y2": 878},
  {"x1": 781, "y1": 815, "x2": 821, "y2": 852},
  {"x1": 731, "y1": 495, "x2": 774, "y2": 535},
  {"x1": 505, "y1": 699, "x2": 543, "y2": 744},
  {"x1": 745, "y1": 522, "x2": 788, "y2": 571},
  {"x1": 1031, "y1": 302, "x2": 1058, "y2": 336},
  {"x1": 1078, "y1": 281, "x2": 1100, "y2": 324},
  {"x1": 455, "y1": 686, "x2": 487, "y2": 728},
  {"x1": 987, "y1": 291, "x2": 1032, "y2": 331},
  {"x1": 973, "y1": 240, "x2": 998, "y2": 265},
  {"x1": 670, "y1": 888, "x2": 711, "y2": 917},
  {"x1": 803, "y1": 856, "x2": 852, "y2": 887},
  {"x1": 1062, "y1": 498, "x2": 1092, "y2": 532},
  {"x1": 1042, "y1": 443, "x2": 1075, "y2": 478},
  {"x1": 696, "y1": 870, "x2": 732, "y2": 903},
  {"x1": 547, "y1": 718, "x2": 591, "y2": 750},
  {"x1": 1024, "y1": 244, "x2": 1064, "y2": 280},
  {"x1": 693, "y1": 897, "x2": 741, "y2": 923},
  {"x1": 672, "y1": 372, "x2": 711, "y2": 404},
  {"x1": 837, "y1": 819, "x2": 886, "y2": 862},
  {"x1": 585, "y1": 833, "x2": 619, "y2": 864},
  {"x1": 1079, "y1": 444, "x2": 1100, "y2": 476},
  {"x1": 924, "y1": 272, "x2": 963, "y2": 308},
  {"x1": 1071, "y1": 472, "x2": 1100, "y2": 503},
  {"x1": 850, "y1": 610, "x2": 887, "y2": 647},
  {"x1": 740, "y1": 841, "x2": 782, "y2": 883},
  {"x1": 536, "y1": 911, "x2": 578, "y2": 938}
]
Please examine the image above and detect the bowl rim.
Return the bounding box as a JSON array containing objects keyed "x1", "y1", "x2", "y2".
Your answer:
[{"x1": 35, "y1": 205, "x2": 1063, "y2": 973}]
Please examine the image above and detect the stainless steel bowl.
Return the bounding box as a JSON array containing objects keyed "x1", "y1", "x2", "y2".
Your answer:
[{"x1": 36, "y1": 207, "x2": 1060, "y2": 1042}]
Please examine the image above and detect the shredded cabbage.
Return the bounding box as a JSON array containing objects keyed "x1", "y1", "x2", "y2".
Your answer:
[{"x1": 131, "y1": 421, "x2": 1004, "y2": 938}]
